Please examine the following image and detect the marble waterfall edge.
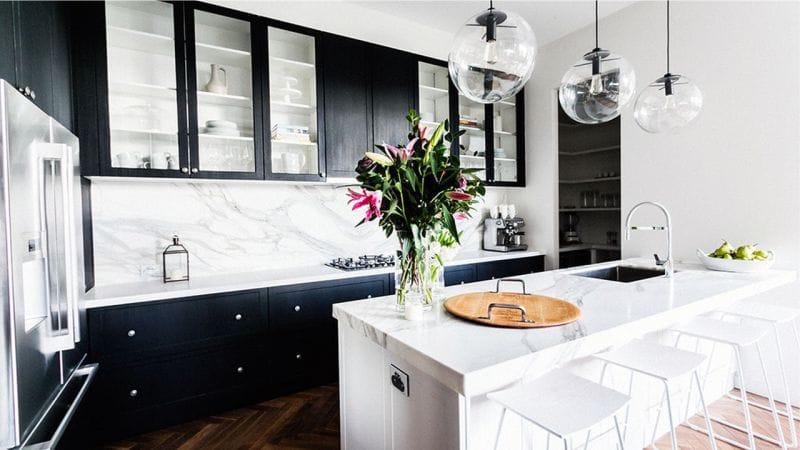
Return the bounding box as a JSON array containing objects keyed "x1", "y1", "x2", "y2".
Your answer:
[{"x1": 90, "y1": 180, "x2": 501, "y2": 286}]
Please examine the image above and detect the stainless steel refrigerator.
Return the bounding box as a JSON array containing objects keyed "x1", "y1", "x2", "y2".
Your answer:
[{"x1": 0, "y1": 80, "x2": 96, "y2": 449}]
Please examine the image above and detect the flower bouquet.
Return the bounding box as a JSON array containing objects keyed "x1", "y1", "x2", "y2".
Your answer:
[{"x1": 348, "y1": 110, "x2": 485, "y2": 311}]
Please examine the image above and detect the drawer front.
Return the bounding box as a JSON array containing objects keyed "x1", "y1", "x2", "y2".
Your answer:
[
  {"x1": 443, "y1": 265, "x2": 476, "y2": 286},
  {"x1": 89, "y1": 290, "x2": 262, "y2": 359},
  {"x1": 93, "y1": 346, "x2": 264, "y2": 412},
  {"x1": 269, "y1": 330, "x2": 337, "y2": 389},
  {"x1": 269, "y1": 276, "x2": 388, "y2": 332},
  {"x1": 475, "y1": 256, "x2": 544, "y2": 281}
]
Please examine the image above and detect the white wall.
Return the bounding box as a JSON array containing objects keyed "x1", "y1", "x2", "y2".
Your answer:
[{"x1": 526, "y1": 1, "x2": 800, "y2": 270}]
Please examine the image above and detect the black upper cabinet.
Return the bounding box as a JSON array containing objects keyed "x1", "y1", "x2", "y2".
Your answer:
[
  {"x1": 16, "y1": 1, "x2": 55, "y2": 118},
  {"x1": 370, "y1": 46, "x2": 417, "y2": 150},
  {"x1": 51, "y1": 4, "x2": 74, "y2": 131},
  {"x1": 322, "y1": 35, "x2": 371, "y2": 179},
  {"x1": 0, "y1": 3, "x2": 15, "y2": 87}
]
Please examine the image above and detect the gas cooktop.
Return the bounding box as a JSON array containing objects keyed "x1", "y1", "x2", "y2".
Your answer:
[{"x1": 326, "y1": 254, "x2": 395, "y2": 271}]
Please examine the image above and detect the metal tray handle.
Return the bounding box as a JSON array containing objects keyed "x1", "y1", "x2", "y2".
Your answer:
[
  {"x1": 481, "y1": 303, "x2": 535, "y2": 323},
  {"x1": 495, "y1": 278, "x2": 527, "y2": 294}
]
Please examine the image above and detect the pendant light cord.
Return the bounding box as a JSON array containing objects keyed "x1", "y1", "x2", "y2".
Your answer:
[
  {"x1": 595, "y1": 0, "x2": 599, "y2": 49},
  {"x1": 666, "y1": 0, "x2": 670, "y2": 73}
]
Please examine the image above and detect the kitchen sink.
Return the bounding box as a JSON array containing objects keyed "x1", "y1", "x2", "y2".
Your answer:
[{"x1": 570, "y1": 265, "x2": 670, "y2": 283}]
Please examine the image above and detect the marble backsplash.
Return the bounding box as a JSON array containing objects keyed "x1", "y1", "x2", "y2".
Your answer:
[{"x1": 90, "y1": 180, "x2": 506, "y2": 286}]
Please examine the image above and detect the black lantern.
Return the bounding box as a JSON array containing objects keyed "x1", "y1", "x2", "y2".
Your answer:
[{"x1": 162, "y1": 235, "x2": 189, "y2": 283}]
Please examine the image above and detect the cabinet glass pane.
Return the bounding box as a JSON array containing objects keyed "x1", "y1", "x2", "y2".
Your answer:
[
  {"x1": 194, "y1": 11, "x2": 255, "y2": 173},
  {"x1": 418, "y1": 62, "x2": 449, "y2": 143},
  {"x1": 493, "y1": 100, "x2": 518, "y2": 183},
  {"x1": 105, "y1": 2, "x2": 181, "y2": 171},
  {"x1": 268, "y1": 27, "x2": 319, "y2": 176},
  {"x1": 458, "y1": 94, "x2": 487, "y2": 180}
]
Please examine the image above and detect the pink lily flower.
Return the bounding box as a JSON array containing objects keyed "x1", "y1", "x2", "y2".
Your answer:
[
  {"x1": 454, "y1": 212, "x2": 469, "y2": 221},
  {"x1": 445, "y1": 191, "x2": 474, "y2": 201},
  {"x1": 347, "y1": 188, "x2": 382, "y2": 221},
  {"x1": 457, "y1": 174, "x2": 468, "y2": 190},
  {"x1": 385, "y1": 143, "x2": 413, "y2": 163}
]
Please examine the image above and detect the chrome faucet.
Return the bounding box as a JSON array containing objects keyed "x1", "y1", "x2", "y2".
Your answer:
[{"x1": 625, "y1": 201, "x2": 673, "y2": 278}]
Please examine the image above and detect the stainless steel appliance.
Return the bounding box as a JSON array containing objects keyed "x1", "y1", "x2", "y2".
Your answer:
[
  {"x1": 326, "y1": 254, "x2": 395, "y2": 271},
  {"x1": 483, "y1": 217, "x2": 528, "y2": 252},
  {"x1": 0, "y1": 81, "x2": 96, "y2": 450},
  {"x1": 563, "y1": 212, "x2": 581, "y2": 244}
]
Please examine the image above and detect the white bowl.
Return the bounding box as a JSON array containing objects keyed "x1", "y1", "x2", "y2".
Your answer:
[{"x1": 695, "y1": 249, "x2": 775, "y2": 273}]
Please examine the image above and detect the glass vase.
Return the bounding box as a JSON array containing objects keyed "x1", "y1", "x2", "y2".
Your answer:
[{"x1": 395, "y1": 242, "x2": 439, "y2": 312}]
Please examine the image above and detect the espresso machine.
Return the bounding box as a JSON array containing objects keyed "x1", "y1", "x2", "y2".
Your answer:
[{"x1": 483, "y1": 217, "x2": 528, "y2": 252}]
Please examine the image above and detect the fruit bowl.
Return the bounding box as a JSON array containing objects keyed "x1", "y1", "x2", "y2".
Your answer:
[{"x1": 696, "y1": 249, "x2": 775, "y2": 273}]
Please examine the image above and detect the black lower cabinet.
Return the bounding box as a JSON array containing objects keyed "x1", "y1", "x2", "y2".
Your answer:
[{"x1": 444, "y1": 255, "x2": 545, "y2": 287}]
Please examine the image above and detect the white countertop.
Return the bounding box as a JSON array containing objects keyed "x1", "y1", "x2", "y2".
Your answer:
[
  {"x1": 81, "y1": 249, "x2": 544, "y2": 309},
  {"x1": 332, "y1": 258, "x2": 795, "y2": 396}
]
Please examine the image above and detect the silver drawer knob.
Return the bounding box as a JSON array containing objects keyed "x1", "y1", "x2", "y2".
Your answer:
[
  {"x1": 129, "y1": 389, "x2": 138, "y2": 397},
  {"x1": 295, "y1": 353, "x2": 302, "y2": 360},
  {"x1": 181, "y1": 167, "x2": 189, "y2": 173},
  {"x1": 367, "y1": 294, "x2": 372, "y2": 299},
  {"x1": 236, "y1": 366, "x2": 244, "y2": 373},
  {"x1": 127, "y1": 329, "x2": 136, "y2": 337},
  {"x1": 191, "y1": 168, "x2": 199, "y2": 174},
  {"x1": 294, "y1": 305, "x2": 301, "y2": 312},
  {"x1": 235, "y1": 314, "x2": 242, "y2": 321},
  {"x1": 460, "y1": 281, "x2": 465, "y2": 285}
]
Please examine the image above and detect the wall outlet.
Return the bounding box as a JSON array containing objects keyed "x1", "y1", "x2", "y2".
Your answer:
[{"x1": 390, "y1": 364, "x2": 409, "y2": 397}]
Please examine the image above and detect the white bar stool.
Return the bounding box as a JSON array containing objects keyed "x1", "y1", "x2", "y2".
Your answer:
[
  {"x1": 712, "y1": 301, "x2": 800, "y2": 448},
  {"x1": 670, "y1": 316, "x2": 787, "y2": 450},
  {"x1": 592, "y1": 339, "x2": 718, "y2": 450},
  {"x1": 488, "y1": 368, "x2": 630, "y2": 450}
]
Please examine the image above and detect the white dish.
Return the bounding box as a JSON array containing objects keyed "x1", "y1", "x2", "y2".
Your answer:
[
  {"x1": 695, "y1": 249, "x2": 775, "y2": 273},
  {"x1": 205, "y1": 120, "x2": 237, "y2": 130},
  {"x1": 202, "y1": 128, "x2": 241, "y2": 137}
]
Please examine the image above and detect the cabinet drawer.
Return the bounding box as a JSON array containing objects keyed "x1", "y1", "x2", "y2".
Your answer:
[
  {"x1": 269, "y1": 330, "x2": 337, "y2": 389},
  {"x1": 443, "y1": 265, "x2": 476, "y2": 286},
  {"x1": 89, "y1": 290, "x2": 263, "y2": 359},
  {"x1": 269, "y1": 276, "x2": 388, "y2": 332},
  {"x1": 92, "y1": 346, "x2": 264, "y2": 412},
  {"x1": 475, "y1": 256, "x2": 544, "y2": 281}
]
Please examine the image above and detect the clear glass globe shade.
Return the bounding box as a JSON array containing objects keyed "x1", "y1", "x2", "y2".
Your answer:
[
  {"x1": 448, "y1": 8, "x2": 537, "y2": 104},
  {"x1": 558, "y1": 50, "x2": 636, "y2": 124},
  {"x1": 634, "y1": 74, "x2": 703, "y2": 133}
]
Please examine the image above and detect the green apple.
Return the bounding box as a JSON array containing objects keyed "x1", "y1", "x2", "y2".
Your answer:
[
  {"x1": 714, "y1": 241, "x2": 734, "y2": 257},
  {"x1": 735, "y1": 245, "x2": 755, "y2": 260},
  {"x1": 753, "y1": 249, "x2": 769, "y2": 259}
]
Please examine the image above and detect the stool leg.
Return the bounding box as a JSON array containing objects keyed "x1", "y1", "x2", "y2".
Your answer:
[
  {"x1": 773, "y1": 322, "x2": 797, "y2": 447},
  {"x1": 649, "y1": 388, "x2": 667, "y2": 448},
  {"x1": 563, "y1": 437, "x2": 569, "y2": 450},
  {"x1": 755, "y1": 341, "x2": 788, "y2": 449},
  {"x1": 582, "y1": 362, "x2": 610, "y2": 450},
  {"x1": 613, "y1": 414, "x2": 626, "y2": 450},
  {"x1": 692, "y1": 370, "x2": 719, "y2": 450},
  {"x1": 494, "y1": 407, "x2": 507, "y2": 450},
  {"x1": 733, "y1": 346, "x2": 757, "y2": 449},
  {"x1": 661, "y1": 380, "x2": 678, "y2": 450}
]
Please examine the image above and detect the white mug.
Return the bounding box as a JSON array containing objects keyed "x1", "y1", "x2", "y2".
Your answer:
[
  {"x1": 150, "y1": 152, "x2": 169, "y2": 170},
  {"x1": 498, "y1": 204, "x2": 509, "y2": 219},
  {"x1": 116, "y1": 152, "x2": 138, "y2": 168},
  {"x1": 281, "y1": 152, "x2": 307, "y2": 174}
]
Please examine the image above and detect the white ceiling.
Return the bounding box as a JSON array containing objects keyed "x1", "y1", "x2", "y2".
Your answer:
[{"x1": 354, "y1": 1, "x2": 635, "y2": 46}]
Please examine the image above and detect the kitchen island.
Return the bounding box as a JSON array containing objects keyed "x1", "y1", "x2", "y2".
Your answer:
[{"x1": 332, "y1": 259, "x2": 795, "y2": 450}]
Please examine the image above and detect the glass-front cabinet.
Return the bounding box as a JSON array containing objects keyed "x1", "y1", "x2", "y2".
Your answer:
[
  {"x1": 417, "y1": 61, "x2": 451, "y2": 142},
  {"x1": 103, "y1": 1, "x2": 188, "y2": 176},
  {"x1": 266, "y1": 26, "x2": 323, "y2": 180},
  {"x1": 492, "y1": 99, "x2": 521, "y2": 184},
  {"x1": 186, "y1": 5, "x2": 263, "y2": 179}
]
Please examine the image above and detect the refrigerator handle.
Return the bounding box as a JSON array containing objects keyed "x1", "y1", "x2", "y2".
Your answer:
[{"x1": 35, "y1": 142, "x2": 77, "y2": 352}]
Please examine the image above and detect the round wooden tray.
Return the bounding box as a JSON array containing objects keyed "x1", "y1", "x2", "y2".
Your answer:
[{"x1": 444, "y1": 290, "x2": 581, "y2": 329}]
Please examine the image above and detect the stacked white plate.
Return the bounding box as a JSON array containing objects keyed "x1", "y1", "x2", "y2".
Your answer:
[{"x1": 204, "y1": 120, "x2": 240, "y2": 136}]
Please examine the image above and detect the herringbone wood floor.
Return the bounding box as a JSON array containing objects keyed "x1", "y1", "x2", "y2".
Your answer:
[{"x1": 96, "y1": 385, "x2": 798, "y2": 449}]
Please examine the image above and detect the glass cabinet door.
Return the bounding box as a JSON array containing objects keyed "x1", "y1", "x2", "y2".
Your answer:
[
  {"x1": 188, "y1": 8, "x2": 261, "y2": 177},
  {"x1": 417, "y1": 62, "x2": 450, "y2": 142},
  {"x1": 266, "y1": 27, "x2": 321, "y2": 179},
  {"x1": 104, "y1": 1, "x2": 187, "y2": 175},
  {"x1": 456, "y1": 94, "x2": 488, "y2": 181},
  {"x1": 492, "y1": 99, "x2": 519, "y2": 183}
]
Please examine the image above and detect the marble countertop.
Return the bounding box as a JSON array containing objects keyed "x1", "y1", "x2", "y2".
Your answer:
[
  {"x1": 81, "y1": 249, "x2": 544, "y2": 309},
  {"x1": 332, "y1": 258, "x2": 796, "y2": 396}
]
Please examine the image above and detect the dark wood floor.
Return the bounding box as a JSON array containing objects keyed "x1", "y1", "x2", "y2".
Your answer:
[
  {"x1": 94, "y1": 384, "x2": 339, "y2": 450},
  {"x1": 95, "y1": 385, "x2": 798, "y2": 449}
]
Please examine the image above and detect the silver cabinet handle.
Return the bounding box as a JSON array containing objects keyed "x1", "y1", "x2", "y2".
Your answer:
[
  {"x1": 129, "y1": 389, "x2": 138, "y2": 398},
  {"x1": 191, "y1": 168, "x2": 199, "y2": 174},
  {"x1": 295, "y1": 353, "x2": 302, "y2": 360},
  {"x1": 181, "y1": 167, "x2": 189, "y2": 173},
  {"x1": 235, "y1": 314, "x2": 242, "y2": 321},
  {"x1": 127, "y1": 329, "x2": 136, "y2": 337},
  {"x1": 294, "y1": 305, "x2": 301, "y2": 312},
  {"x1": 236, "y1": 366, "x2": 244, "y2": 373}
]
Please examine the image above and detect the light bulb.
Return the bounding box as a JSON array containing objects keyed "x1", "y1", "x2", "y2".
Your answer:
[
  {"x1": 634, "y1": 74, "x2": 703, "y2": 133},
  {"x1": 484, "y1": 40, "x2": 498, "y2": 65},
  {"x1": 589, "y1": 73, "x2": 603, "y2": 96}
]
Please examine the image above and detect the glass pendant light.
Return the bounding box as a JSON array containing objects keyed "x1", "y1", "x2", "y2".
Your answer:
[
  {"x1": 559, "y1": 1, "x2": 636, "y2": 124},
  {"x1": 448, "y1": 0, "x2": 537, "y2": 103},
  {"x1": 634, "y1": 1, "x2": 702, "y2": 133}
]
